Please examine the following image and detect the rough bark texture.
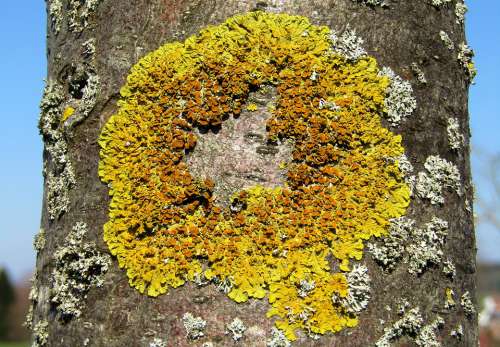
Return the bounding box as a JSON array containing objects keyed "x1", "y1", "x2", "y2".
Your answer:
[{"x1": 33, "y1": 0, "x2": 477, "y2": 346}]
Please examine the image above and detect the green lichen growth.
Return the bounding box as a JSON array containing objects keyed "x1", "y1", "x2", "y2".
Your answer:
[{"x1": 99, "y1": 12, "x2": 410, "y2": 340}]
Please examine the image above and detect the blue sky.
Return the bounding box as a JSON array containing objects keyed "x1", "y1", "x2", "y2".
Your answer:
[{"x1": 0, "y1": 1, "x2": 498, "y2": 282}]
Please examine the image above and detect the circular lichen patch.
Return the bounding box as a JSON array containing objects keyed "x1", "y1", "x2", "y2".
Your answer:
[{"x1": 98, "y1": 11, "x2": 410, "y2": 340}]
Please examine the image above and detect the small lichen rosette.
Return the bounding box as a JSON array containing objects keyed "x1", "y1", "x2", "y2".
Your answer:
[{"x1": 98, "y1": 12, "x2": 410, "y2": 340}]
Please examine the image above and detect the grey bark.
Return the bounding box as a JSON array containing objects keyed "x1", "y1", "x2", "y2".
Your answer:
[{"x1": 33, "y1": 0, "x2": 477, "y2": 346}]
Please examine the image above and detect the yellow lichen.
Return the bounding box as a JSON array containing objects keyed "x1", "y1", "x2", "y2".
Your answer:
[
  {"x1": 98, "y1": 11, "x2": 410, "y2": 340},
  {"x1": 61, "y1": 106, "x2": 75, "y2": 123}
]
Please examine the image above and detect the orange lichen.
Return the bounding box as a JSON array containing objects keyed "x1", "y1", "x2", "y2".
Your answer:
[{"x1": 98, "y1": 11, "x2": 410, "y2": 340}]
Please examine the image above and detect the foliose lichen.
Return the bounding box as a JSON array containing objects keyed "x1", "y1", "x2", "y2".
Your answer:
[
  {"x1": 450, "y1": 324, "x2": 463, "y2": 340},
  {"x1": 439, "y1": 30, "x2": 455, "y2": 50},
  {"x1": 447, "y1": 117, "x2": 464, "y2": 150},
  {"x1": 457, "y1": 42, "x2": 477, "y2": 82},
  {"x1": 442, "y1": 259, "x2": 457, "y2": 279},
  {"x1": 431, "y1": 0, "x2": 452, "y2": 8},
  {"x1": 48, "y1": 0, "x2": 63, "y2": 34},
  {"x1": 455, "y1": 2, "x2": 468, "y2": 24},
  {"x1": 376, "y1": 307, "x2": 443, "y2": 347},
  {"x1": 39, "y1": 81, "x2": 76, "y2": 220},
  {"x1": 149, "y1": 337, "x2": 167, "y2": 347},
  {"x1": 182, "y1": 312, "x2": 206, "y2": 340},
  {"x1": 227, "y1": 317, "x2": 247, "y2": 341},
  {"x1": 332, "y1": 264, "x2": 371, "y2": 314},
  {"x1": 378, "y1": 67, "x2": 417, "y2": 126},
  {"x1": 32, "y1": 320, "x2": 49, "y2": 347},
  {"x1": 351, "y1": 0, "x2": 386, "y2": 6},
  {"x1": 406, "y1": 217, "x2": 448, "y2": 274},
  {"x1": 460, "y1": 291, "x2": 476, "y2": 318},
  {"x1": 370, "y1": 216, "x2": 449, "y2": 275},
  {"x1": 411, "y1": 63, "x2": 427, "y2": 84},
  {"x1": 98, "y1": 11, "x2": 411, "y2": 340},
  {"x1": 51, "y1": 222, "x2": 110, "y2": 320},
  {"x1": 267, "y1": 327, "x2": 291, "y2": 347},
  {"x1": 368, "y1": 217, "x2": 413, "y2": 271},
  {"x1": 33, "y1": 229, "x2": 46, "y2": 253},
  {"x1": 68, "y1": 0, "x2": 102, "y2": 33},
  {"x1": 415, "y1": 155, "x2": 461, "y2": 205}
]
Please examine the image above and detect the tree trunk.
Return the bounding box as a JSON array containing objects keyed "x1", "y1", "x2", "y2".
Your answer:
[{"x1": 30, "y1": 0, "x2": 477, "y2": 346}]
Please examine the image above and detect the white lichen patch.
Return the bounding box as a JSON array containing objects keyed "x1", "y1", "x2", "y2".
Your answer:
[
  {"x1": 64, "y1": 72, "x2": 100, "y2": 129},
  {"x1": 334, "y1": 264, "x2": 371, "y2": 314},
  {"x1": 266, "y1": 327, "x2": 291, "y2": 347},
  {"x1": 32, "y1": 320, "x2": 49, "y2": 347},
  {"x1": 25, "y1": 275, "x2": 39, "y2": 330},
  {"x1": 51, "y1": 222, "x2": 110, "y2": 320},
  {"x1": 415, "y1": 155, "x2": 461, "y2": 204},
  {"x1": 450, "y1": 324, "x2": 463, "y2": 340},
  {"x1": 182, "y1": 312, "x2": 206, "y2": 340},
  {"x1": 407, "y1": 217, "x2": 448, "y2": 274},
  {"x1": 149, "y1": 338, "x2": 167, "y2": 347},
  {"x1": 82, "y1": 38, "x2": 97, "y2": 58},
  {"x1": 375, "y1": 308, "x2": 423, "y2": 347},
  {"x1": 33, "y1": 229, "x2": 46, "y2": 253},
  {"x1": 455, "y1": 2, "x2": 467, "y2": 24},
  {"x1": 329, "y1": 27, "x2": 367, "y2": 61},
  {"x1": 415, "y1": 316, "x2": 444, "y2": 347},
  {"x1": 351, "y1": 0, "x2": 386, "y2": 6},
  {"x1": 370, "y1": 216, "x2": 450, "y2": 275},
  {"x1": 439, "y1": 31, "x2": 455, "y2": 50},
  {"x1": 431, "y1": 0, "x2": 452, "y2": 7},
  {"x1": 396, "y1": 154, "x2": 416, "y2": 195},
  {"x1": 461, "y1": 291, "x2": 476, "y2": 318},
  {"x1": 48, "y1": 0, "x2": 63, "y2": 34},
  {"x1": 368, "y1": 217, "x2": 413, "y2": 271},
  {"x1": 378, "y1": 67, "x2": 417, "y2": 126},
  {"x1": 442, "y1": 259, "x2": 457, "y2": 279},
  {"x1": 377, "y1": 307, "x2": 444, "y2": 347},
  {"x1": 227, "y1": 317, "x2": 247, "y2": 341},
  {"x1": 458, "y1": 42, "x2": 477, "y2": 81},
  {"x1": 39, "y1": 81, "x2": 76, "y2": 220},
  {"x1": 411, "y1": 63, "x2": 427, "y2": 84},
  {"x1": 447, "y1": 117, "x2": 464, "y2": 150},
  {"x1": 68, "y1": 0, "x2": 102, "y2": 33},
  {"x1": 298, "y1": 279, "x2": 316, "y2": 298}
]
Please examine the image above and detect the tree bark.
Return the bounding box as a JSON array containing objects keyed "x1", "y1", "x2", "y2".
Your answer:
[{"x1": 31, "y1": 0, "x2": 477, "y2": 346}]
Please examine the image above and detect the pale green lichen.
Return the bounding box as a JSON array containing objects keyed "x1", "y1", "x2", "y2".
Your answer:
[
  {"x1": 32, "y1": 320, "x2": 49, "y2": 347},
  {"x1": 457, "y1": 42, "x2": 477, "y2": 81},
  {"x1": 333, "y1": 264, "x2": 371, "y2": 314},
  {"x1": 442, "y1": 259, "x2": 457, "y2": 279},
  {"x1": 370, "y1": 216, "x2": 449, "y2": 275},
  {"x1": 416, "y1": 155, "x2": 461, "y2": 204},
  {"x1": 431, "y1": 0, "x2": 452, "y2": 7},
  {"x1": 351, "y1": 0, "x2": 386, "y2": 7},
  {"x1": 460, "y1": 291, "x2": 476, "y2": 318},
  {"x1": 68, "y1": 0, "x2": 102, "y2": 33},
  {"x1": 48, "y1": 0, "x2": 63, "y2": 34},
  {"x1": 267, "y1": 327, "x2": 291, "y2": 347},
  {"x1": 33, "y1": 229, "x2": 46, "y2": 253},
  {"x1": 439, "y1": 30, "x2": 455, "y2": 50},
  {"x1": 447, "y1": 117, "x2": 464, "y2": 150},
  {"x1": 149, "y1": 338, "x2": 167, "y2": 347},
  {"x1": 376, "y1": 307, "x2": 444, "y2": 347},
  {"x1": 411, "y1": 63, "x2": 427, "y2": 84},
  {"x1": 378, "y1": 67, "x2": 417, "y2": 126},
  {"x1": 39, "y1": 81, "x2": 75, "y2": 220},
  {"x1": 182, "y1": 312, "x2": 206, "y2": 340},
  {"x1": 227, "y1": 317, "x2": 247, "y2": 341},
  {"x1": 450, "y1": 324, "x2": 463, "y2": 340},
  {"x1": 329, "y1": 26, "x2": 367, "y2": 61},
  {"x1": 455, "y1": 2, "x2": 467, "y2": 24},
  {"x1": 51, "y1": 222, "x2": 110, "y2": 320},
  {"x1": 406, "y1": 217, "x2": 448, "y2": 275},
  {"x1": 368, "y1": 217, "x2": 413, "y2": 271}
]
